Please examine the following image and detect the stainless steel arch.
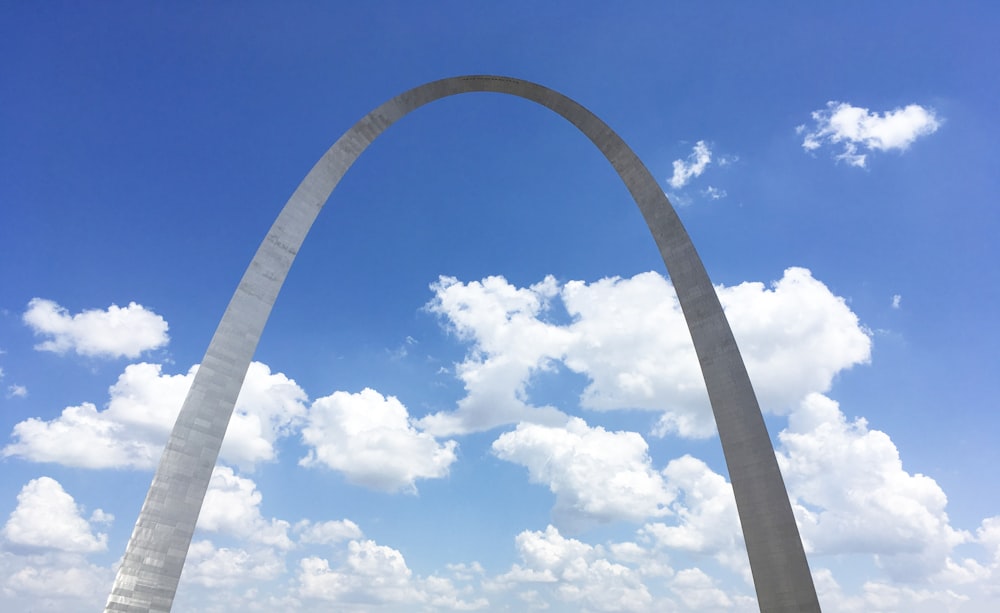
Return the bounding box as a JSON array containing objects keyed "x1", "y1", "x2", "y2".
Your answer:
[{"x1": 106, "y1": 75, "x2": 820, "y2": 612}]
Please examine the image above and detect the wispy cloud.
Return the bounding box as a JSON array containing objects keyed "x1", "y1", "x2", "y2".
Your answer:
[
  {"x1": 891, "y1": 294, "x2": 902, "y2": 309},
  {"x1": 669, "y1": 141, "x2": 712, "y2": 189},
  {"x1": 702, "y1": 186, "x2": 727, "y2": 200},
  {"x1": 798, "y1": 101, "x2": 941, "y2": 167},
  {"x1": 6, "y1": 384, "x2": 27, "y2": 398}
]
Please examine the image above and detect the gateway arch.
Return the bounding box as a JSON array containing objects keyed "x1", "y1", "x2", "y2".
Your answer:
[{"x1": 106, "y1": 76, "x2": 820, "y2": 612}]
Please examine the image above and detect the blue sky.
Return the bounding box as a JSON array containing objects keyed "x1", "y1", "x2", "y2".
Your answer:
[{"x1": 2, "y1": 2, "x2": 999, "y2": 611}]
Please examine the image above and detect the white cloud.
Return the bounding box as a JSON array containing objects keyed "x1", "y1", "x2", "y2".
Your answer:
[
  {"x1": 892, "y1": 294, "x2": 902, "y2": 309},
  {"x1": 179, "y1": 539, "x2": 286, "y2": 589},
  {"x1": 978, "y1": 516, "x2": 1000, "y2": 566},
  {"x1": 491, "y1": 525, "x2": 653, "y2": 612},
  {"x1": 223, "y1": 362, "x2": 310, "y2": 468},
  {"x1": 632, "y1": 390, "x2": 989, "y2": 592},
  {"x1": 813, "y1": 567, "x2": 980, "y2": 612},
  {"x1": 198, "y1": 467, "x2": 292, "y2": 549},
  {"x1": 295, "y1": 519, "x2": 363, "y2": 546},
  {"x1": 2, "y1": 361, "x2": 307, "y2": 470},
  {"x1": 631, "y1": 391, "x2": 995, "y2": 600},
  {"x1": 298, "y1": 540, "x2": 415, "y2": 604},
  {"x1": 779, "y1": 393, "x2": 970, "y2": 581},
  {"x1": 713, "y1": 267, "x2": 871, "y2": 417},
  {"x1": 492, "y1": 417, "x2": 673, "y2": 529},
  {"x1": 298, "y1": 538, "x2": 489, "y2": 610},
  {"x1": 89, "y1": 509, "x2": 114, "y2": 524},
  {"x1": 299, "y1": 388, "x2": 458, "y2": 493},
  {"x1": 642, "y1": 455, "x2": 745, "y2": 574},
  {"x1": 1, "y1": 552, "x2": 111, "y2": 608},
  {"x1": 670, "y1": 567, "x2": 750, "y2": 611},
  {"x1": 669, "y1": 141, "x2": 712, "y2": 189},
  {"x1": 6, "y1": 384, "x2": 27, "y2": 398},
  {"x1": 419, "y1": 275, "x2": 572, "y2": 436},
  {"x1": 798, "y1": 101, "x2": 940, "y2": 167},
  {"x1": 2, "y1": 477, "x2": 107, "y2": 553},
  {"x1": 702, "y1": 186, "x2": 727, "y2": 200},
  {"x1": 422, "y1": 268, "x2": 870, "y2": 438},
  {"x1": 23, "y1": 298, "x2": 169, "y2": 358}
]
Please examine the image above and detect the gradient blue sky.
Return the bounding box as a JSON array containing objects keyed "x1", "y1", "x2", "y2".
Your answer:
[{"x1": 2, "y1": 3, "x2": 999, "y2": 611}]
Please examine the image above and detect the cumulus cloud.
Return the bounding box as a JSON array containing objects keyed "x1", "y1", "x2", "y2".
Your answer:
[
  {"x1": 2, "y1": 477, "x2": 107, "y2": 553},
  {"x1": 1, "y1": 552, "x2": 111, "y2": 608},
  {"x1": 2, "y1": 361, "x2": 307, "y2": 470},
  {"x1": 421, "y1": 268, "x2": 870, "y2": 438},
  {"x1": 491, "y1": 525, "x2": 653, "y2": 612},
  {"x1": 669, "y1": 141, "x2": 712, "y2": 189},
  {"x1": 633, "y1": 390, "x2": 986, "y2": 593},
  {"x1": 492, "y1": 417, "x2": 673, "y2": 529},
  {"x1": 419, "y1": 275, "x2": 572, "y2": 436},
  {"x1": 779, "y1": 393, "x2": 970, "y2": 581},
  {"x1": 198, "y1": 467, "x2": 293, "y2": 549},
  {"x1": 298, "y1": 540, "x2": 419, "y2": 604},
  {"x1": 179, "y1": 539, "x2": 286, "y2": 589},
  {"x1": 713, "y1": 267, "x2": 871, "y2": 419},
  {"x1": 23, "y1": 298, "x2": 169, "y2": 359},
  {"x1": 298, "y1": 539, "x2": 487, "y2": 610},
  {"x1": 978, "y1": 517, "x2": 1000, "y2": 566},
  {"x1": 813, "y1": 567, "x2": 980, "y2": 612},
  {"x1": 670, "y1": 567, "x2": 751, "y2": 611},
  {"x1": 642, "y1": 455, "x2": 745, "y2": 574},
  {"x1": 798, "y1": 101, "x2": 940, "y2": 167},
  {"x1": 299, "y1": 388, "x2": 458, "y2": 493},
  {"x1": 0, "y1": 481, "x2": 112, "y2": 609}
]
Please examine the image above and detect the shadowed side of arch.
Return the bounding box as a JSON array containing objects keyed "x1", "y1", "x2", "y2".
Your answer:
[{"x1": 106, "y1": 76, "x2": 820, "y2": 612}]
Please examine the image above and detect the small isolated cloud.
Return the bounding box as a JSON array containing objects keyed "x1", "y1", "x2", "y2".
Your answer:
[
  {"x1": 6, "y1": 384, "x2": 27, "y2": 398},
  {"x1": 23, "y1": 298, "x2": 168, "y2": 359},
  {"x1": 669, "y1": 141, "x2": 712, "y2": 189},
  {"x1": 388, "y1": 335, "x2": 418, "y2": 361},
  {"x1": 891, "y1": 294, "x2": 902, "y2": 309},
  {"x1": 295, "y1": 518, "x2": 363, "y2": 545},
  {"x1": 2, "y1": 477, "x2": 108, "y2": 553},
  {"x1": 702, "y1": 186, "x2": 727, "y2": 200},
  {"x1": 299, "y1": 388, "x2": 458, "y2": 493},
  {"x1": 798, "y1": 101, "x2": 940, "y2": 167}
]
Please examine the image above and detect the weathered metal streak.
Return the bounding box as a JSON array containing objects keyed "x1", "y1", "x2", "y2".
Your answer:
[{"x1": 106, "y1": 76, "x2": 820, "y2": 612}]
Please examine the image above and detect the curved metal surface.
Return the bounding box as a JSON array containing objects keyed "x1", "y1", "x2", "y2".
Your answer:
[{"x1": 106, "y1": 75, "x2": 819, "y2": 612}]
